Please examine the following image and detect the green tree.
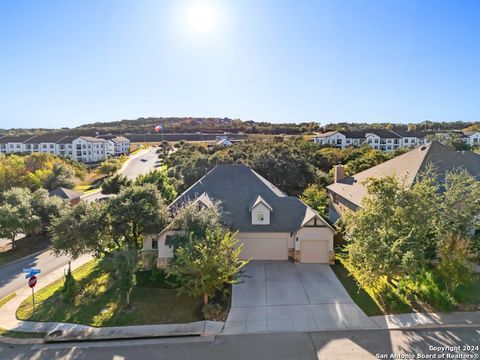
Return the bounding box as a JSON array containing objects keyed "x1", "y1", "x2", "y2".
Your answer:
[
  {"x1": 112, "y1": 249, "x2": 138, "y2": 306},
  {"x1": 43, "y1": 163, "x2": 75, "y2": 190},
  {"x1": 339, "y1": 174, "x2": 440, "y2": 289},
  {"x1": 101, "y1": 174, "x2": 132, "y2": 195},
  {"x1": 50, "y1": 201, "x2": 113, "y2": 258},
  {"x1": 437, "y1": 234, "x2": 476, "y2": 295},
  {"x1": 97, "y1": 158, "x2": 121, "y2": 176},
  {"x1": 135, "y1": 169, "x2": 177, "y2": 203},
  {"x1": 30, "y1": 188, "x2": 67, "y2": 233},
  {"x1": 168, "y1": 229, "x2": 248, "y2": 305},
  {"x1": 300, "y1": 184, "x2": 329, "y2": 216},
  {"x1": 0, "y1": 188, "x2": 39, "y2": 250},
  {"x1": 107, "y1": 184, "x2": 169, "y2": 249}
]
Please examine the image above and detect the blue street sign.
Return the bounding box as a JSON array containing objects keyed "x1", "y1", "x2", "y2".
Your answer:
[{"x1": 23, "y1": 268, "x2": 41, "y2": 279}]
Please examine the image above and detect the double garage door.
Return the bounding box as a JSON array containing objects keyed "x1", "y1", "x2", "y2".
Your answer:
[{"x1": 239, "y1": 234, "x2": 330, "y2": 263}]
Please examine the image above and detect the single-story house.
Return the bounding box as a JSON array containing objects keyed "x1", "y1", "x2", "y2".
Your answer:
[
  {"x1": 143, "y1": 164, "x2": 335, "y2": 268},
  {"x1": 49, "y1": 187, "x2": 83, "y2": 206},
  {"x1": 326, "y1": 141, "x2": 480, "y2": 222}
]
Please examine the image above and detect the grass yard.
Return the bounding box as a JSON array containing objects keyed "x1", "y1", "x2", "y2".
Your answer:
[
  {"x1": 0, "y1": 235, "x2": 50, "y2": 267},
  {"x1": 331, "y1": 262, "x2": 384, "y2": 316},
  {"x1": 455, "y1": 273, "x2": 480, "y2": 309},
  {"x1": 16, "y1": 259, "x2": 203, "y2": 327}
]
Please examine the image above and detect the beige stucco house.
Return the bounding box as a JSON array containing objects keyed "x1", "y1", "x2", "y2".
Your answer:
[{"x1": 143, "y1": 164, "x2": 335, "y2": 268}]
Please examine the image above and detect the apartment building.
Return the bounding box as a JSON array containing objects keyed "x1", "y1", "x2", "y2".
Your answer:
[{"x1": 0, "y1": 134, "x2": 130, "y2": 163}]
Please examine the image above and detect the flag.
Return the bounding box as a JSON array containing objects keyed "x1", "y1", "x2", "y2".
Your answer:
[{"x1": 154, "y1": 125, "x2": 162, "y2": 132}]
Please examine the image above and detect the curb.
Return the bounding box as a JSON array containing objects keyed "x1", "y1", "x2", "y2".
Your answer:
[{"x1": 0, "y1": 335, "x2": 44, "y2": 345}]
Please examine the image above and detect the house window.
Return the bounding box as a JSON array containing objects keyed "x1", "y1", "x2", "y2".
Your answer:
[
  {"x1": 257, "y1": 212, "x2": 264, "y2": 221},
  {"x1": 152, "y1": 239, "x2": 158, "y2": 249}
]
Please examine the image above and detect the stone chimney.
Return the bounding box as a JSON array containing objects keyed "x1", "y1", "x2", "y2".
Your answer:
[{"x1": 334, "y1": 165, "x2": 345, "y2": 183}]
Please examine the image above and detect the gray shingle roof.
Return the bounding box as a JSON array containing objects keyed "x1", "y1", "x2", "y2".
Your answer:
[
  {"x1": 0, "y1": 135, "x2": 36, "y2": 143},
  {"x1": 24, "y1": 135, "x2": 69, "y2": 144},
  {"x1": 49, "y1": 187, "x2": 82, "y2": 200},
  {"x1": 327, "y1": 142, "x2": 480, "y2": 207},
  {"x1": 170, "y1": 164, "x2": 329, "y2": 232}
]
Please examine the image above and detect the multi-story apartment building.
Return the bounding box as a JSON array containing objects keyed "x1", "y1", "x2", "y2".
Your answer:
[{"x1": 0, "y1": 134, "x2": 130, "y2": 163}]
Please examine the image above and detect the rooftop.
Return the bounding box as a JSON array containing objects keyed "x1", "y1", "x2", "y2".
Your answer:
[
  {"x1": 327, "y1": 142, "x2": 480, "y2": 207},
  {"x1": 170, "y1": 164, "x2": 329, "y2": 232}
]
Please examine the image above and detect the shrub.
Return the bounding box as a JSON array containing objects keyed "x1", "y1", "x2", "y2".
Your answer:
[
  {"x1": 62, "y1": 265, "x2": 76, "y2": 303},
  {"x1": 412, "y1": 271, "x2": 455, "y2": 311},
  {"x1": 202, "y1": 303, "x2": 223, "y2": 321}
]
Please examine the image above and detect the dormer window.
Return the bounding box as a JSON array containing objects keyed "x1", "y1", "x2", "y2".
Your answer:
[{"x1": 250, "y1": 195, "x2": 272, "y2": 225}]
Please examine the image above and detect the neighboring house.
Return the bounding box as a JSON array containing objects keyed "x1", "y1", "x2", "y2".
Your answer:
[
  {"x1": 49, "y1": 187, "x2": 83, "y2": 206},
  {"x1": 143, "y1": 164, "x2": 335, "y2": 268},
  {"x1": 326, "y1": 142, "x2": 480, "y2": 222},
  {"x1": 365, "y1": 129, "x2": 402, "y2": 152},
  {"x1": 71, "y1": 137, "x2": 108, "y2": 163},
  {"x1": 109, "y1": 136, "x2": 131, "y2": 155},
  {"x1": 312, "y1": 129, "x2": 434, "y2": 152},
  {"x1": 0, "y1": 134, "x2": 115, "y2": 163},
  {"x1": 216, "y1": 138, "x2": 234, "y2": 146},
  {"x1": 0, "y1": 135, "x2": 36, "y2": 154},
  {"x1": 462, "y1": 130, "x2": 480, "y2": 146}
]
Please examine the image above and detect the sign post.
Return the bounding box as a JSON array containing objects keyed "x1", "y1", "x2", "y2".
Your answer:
[
  {"x1": 28, "y1": 275, "x2": 37, "y2": 310},
  {"x1": 23, "y1": 268, "x2": 40, "y2": 312}
]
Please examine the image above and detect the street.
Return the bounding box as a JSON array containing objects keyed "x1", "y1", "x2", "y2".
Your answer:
[
  {"x1": 80, "y1": 147, "x2": 160, "y2": 202},
  {"x1": 0, "y1": 250, "x2": 74, "y2": 300},
  {"x1": 1, "y1": 327, "x2": 479, "y2": 360}
]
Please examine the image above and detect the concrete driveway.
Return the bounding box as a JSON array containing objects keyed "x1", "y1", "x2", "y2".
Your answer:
[{"x1": 224, "y1": 261, "x2": 379, "y2": 334}]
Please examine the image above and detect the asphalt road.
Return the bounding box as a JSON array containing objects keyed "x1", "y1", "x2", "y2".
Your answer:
[
  {"x1": 2, "y1": 327, "x2": 479, "y2": 360},
  {"x1": 0, "y1": 250, "x2": 73, "y2": 300},
  {"x1": 81, "y1": 147, "x2": 160, "y2": 202}
]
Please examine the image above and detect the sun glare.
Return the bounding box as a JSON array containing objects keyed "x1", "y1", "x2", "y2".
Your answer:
[{"x1": 184, "y1": 1, "x2": 219, "y2": 36}]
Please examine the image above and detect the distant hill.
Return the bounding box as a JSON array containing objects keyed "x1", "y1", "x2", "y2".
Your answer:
[{"x1": 1, "y1": 117, "x2": 478, "y2": 136}]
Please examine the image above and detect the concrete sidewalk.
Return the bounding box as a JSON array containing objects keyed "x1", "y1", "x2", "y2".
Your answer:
[{"x1": 371, "y1": 311, "x2": 480, "y2": 329}]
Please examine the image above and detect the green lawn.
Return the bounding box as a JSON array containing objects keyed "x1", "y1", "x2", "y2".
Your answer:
[
  {"x1": 0, "y1": 236, "x2": 50, "y2": 267},
  {"x1": 455, "y1": 274, "x2": 480, "y2": 305},
  {"x1": 331, "y1": 262, "x2": 384, "y2": 316},
  {"x1": 16, "y1": 259, "x2": 203, "y2": 327}
]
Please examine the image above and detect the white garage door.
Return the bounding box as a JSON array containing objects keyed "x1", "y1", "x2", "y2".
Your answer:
[
  {"x1": 300, "y1": 240, "x2": 329, "y2": 263},
  {"x1": 240, "y1": 236, "x2": 288, "y2": 260}
]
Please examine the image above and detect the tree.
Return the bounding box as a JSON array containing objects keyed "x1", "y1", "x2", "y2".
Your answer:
[
  {"x1": 339, "y1": 174, "x2": 440, "y2": 289},
  {"x1": 135, "y1": 169, "x2": 177, "y2": 203},
  {"x1": 112, "y1": 249, "x2": 138, "y2": 306},
  {"x1": 437, "y1": 234, "x2": 476, "y2": 295},
  {"x1": 50, "y1": 201, "x2": 113, "y2": 258},
  {"x1": 43, "y1": 163, "x2": 75, "y2": 190},
  {"x1": 300, "y1": 184, "x2": 328, "y2": 216},
  {"x1": 0, "y1": 188, "x2": 39, "y2": 250},
  {"x1": 30, "y1": 188, "x2": 67, "y2": 233},
  {"x1": 97, "y1": 158, "x2": 121, "y2": 176},
  {"x1": 168, "y1": 229, "x2": 248, "y2": 305},
  {"x1": 107, "y1": 184, "x2": 169, "y2": 249},
  {"x1": 438, "y1": 169, "x2": 480, "y2": 239},
  {"x1": 101, "y1": 174, "x2": 132, "y2": 195}
]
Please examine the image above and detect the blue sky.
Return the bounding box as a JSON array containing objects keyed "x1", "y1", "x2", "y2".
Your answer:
[{"x1": 1, "y1": 0, "x2": 479, "y2": 128}]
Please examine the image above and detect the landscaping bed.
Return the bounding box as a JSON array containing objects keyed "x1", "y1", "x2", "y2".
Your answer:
[
  {"x1": 333, "y1": 261, "x2": 480, "y2": 315},
  {"x1": 16, "y1": 259, "x2": 205, "y2": 327}
]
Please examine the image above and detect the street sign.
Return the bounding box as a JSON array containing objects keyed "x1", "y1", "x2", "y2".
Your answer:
[
  {"x1": 23, "y1": 268, "x2": 41, "y2": 279},
  {"x1": 28, "y1": 275, "x2": 37, "y2": 288}
]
